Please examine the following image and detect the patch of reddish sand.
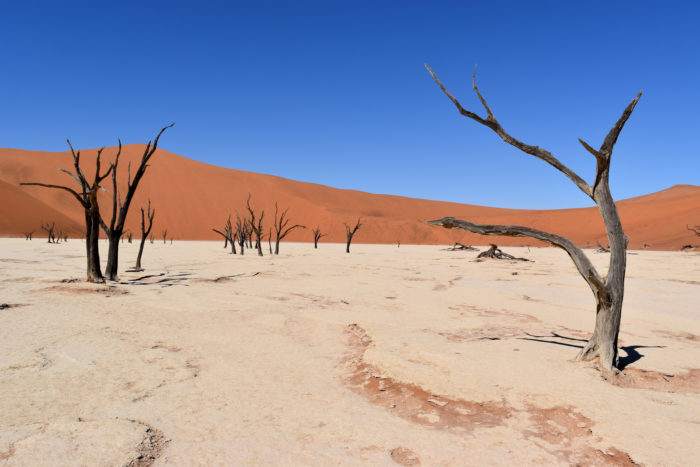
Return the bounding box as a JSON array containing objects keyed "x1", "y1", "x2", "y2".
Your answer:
[{"x1": 1, "y1": 146, "x2": 698, "y2": 249}]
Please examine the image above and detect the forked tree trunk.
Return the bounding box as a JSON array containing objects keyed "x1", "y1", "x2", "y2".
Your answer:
[
  {"x1": 345, "y1": 218, "x2": 362, "y2": 253},
  {"x1": 425, "y1": 65, "x2": 640, "y2": 373}
]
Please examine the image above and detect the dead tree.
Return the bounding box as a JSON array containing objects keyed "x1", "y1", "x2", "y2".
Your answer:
[
  {"x1": 447, "y1": 242, "x2": 478, "y2": 251},
  {"x1": 687, "y1": 225, "x2": 700, "y2": 236},
  {"x1": 149, "y1": 236, "x2": 154, "y2": 244},
  {"x1": 21, "y1": 143, "x2": 114, "y2": 282},
  {"x1": 213, "y1": 215, "x2": 236, "y2": 254},
  {"x1": 476, "y1": 244, "x2": 529, "y2": 261},
  {"x1": 268, "y1": 228, "x2": 273, "y2": 254},
  {"x1": 345, "y1": 218, "x2": 362, "y2": 253},
  {"x1": 235, "y1": 213, "x2": 246, "y2": 255},
  {"x1": 272, "y1": 203, "x2": 305, "y2": 254},
  {"x1": 100, "y1": 124, "x2": 173, "y2": 281},
  {"x1": 312, "y1": 226, "x2": 325, "y2": 249},
  {"x1": 134, "y1": 199, "x2": 155, "y2": 271},
  {"x1": 23, "y1": 231, "x2": 33, "y2": 240},
  {"x1": 162, "y1": 229, "x2": 168, "y2": 244},
  {"x1": 245, "y1": 194, "x2": 264, "y2": 256},
  {"x1": 426, "y1": 64, "x2": 642, "y2": 373},
  {"x1": 41, "y1": 222, "x2": 57, "y2": 243}
]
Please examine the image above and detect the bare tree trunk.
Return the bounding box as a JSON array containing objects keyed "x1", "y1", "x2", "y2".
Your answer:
[
  {"x1": 101, "y1": 125, "x2": 173, "y2": 281},
  {"x1": 312, "y1": 226, "x2": 325, "y2": 249},
  {"x1": 345, "y1": 218, "x2": 362, "y2": 253},
  {"x1": 135, "y1": 200, "x2": 155, "y2": 271},
  {"x1": 85, "y1": 209, "x2": 104, "y2": 282},
  {"x1": 272, "y1": 202, "x2": 305, "y2": 254},
  {"x1": 425, "y1": 65, "x2": 641, "y2": 372}
]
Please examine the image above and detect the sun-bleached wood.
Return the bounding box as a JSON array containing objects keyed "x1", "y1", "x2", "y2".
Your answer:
[{"x1": 426, "y1": 64, "x2": 642, "y2": 372}]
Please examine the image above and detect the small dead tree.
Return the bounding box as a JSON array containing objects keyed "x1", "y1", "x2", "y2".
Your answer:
[
  {"x1": 687, "y1": 225, "x2": 700, "y2": 236},
  {"x1": 134, "y1": 199, "x2": 155, "y2": 271},
  {"x1": 476, "y1": 244, "x2": 529, "y2": 261},
  {"x1": 149, "y1": 235, "x2": 154, "y2": 244},
  {"x1": 272, "y1": 203, "x2": 305, "y2": 254},
  {"x1": 24, "y1": 231, "x2": 34, "y2": 240},
  {"x1": 235, "y1": 213, "x2": 246, "y2": 255},
  {"x1": 21, "y1": 144, "x2": 114, "y2": 282},
  {"x1": 312, "y1": 226, "x2": 325, "y2": 249},
  {"x1": 127, "y1": 232, "x2": 132, "y2": 243},
  {"x1": 162, "y1": 229, "x2": 168, "y2": 244},
  {"x1": 268, "y1": 228, "x2": 273, "y2": 254},
  {"x1": 213, "y1": 215, "x2": 236, "y2": 254},
  {"x1": 344, "y1": 218, "x2": 362, "y2": 253},
  {"x1": 245, "y1": 194, "x2": 264, "y2": 256},
  {"x1": 41, "y1": 222, "x2": 57, "y2": 243},
  {"x1": 426, "y1": 64, "x2": 642, "y2": 373},
  {"x1": 100, "y1": 124, "x2": 173, "y2": 281}
]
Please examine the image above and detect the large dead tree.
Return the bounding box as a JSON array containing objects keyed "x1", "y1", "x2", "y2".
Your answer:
[
  {"x1": 21, "y1": 144, "x2": 114, "y2": 282},
  {"x1": 312, "y1": 226, "x2": 326, "y2": 249},
  {"x1": 134, "y1": 199, "x2": 155, "y2": 271},
  {"x1": 272, "y1": 203, "x2": 305, "y2": 254},
  {"x1": 345, "y1": 218, "x2": 362, "y2": 253},
  {"x1": 245, "y1": 194, "x2": 264, "y2": 256},
  {"x1": 100, "y1": 124, "x2": 173, "y2": 281},
  {"x1": 426, "y1": 65, "x2": 642, "y2": 373}
]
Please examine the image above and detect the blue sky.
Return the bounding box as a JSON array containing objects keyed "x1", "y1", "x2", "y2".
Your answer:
[{"x1": 1, "y1": 1, "x2": 698, "y2": 209}]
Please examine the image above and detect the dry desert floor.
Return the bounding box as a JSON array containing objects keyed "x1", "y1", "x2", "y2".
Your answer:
[{"x1": 1, "y1": 239, "x2": 699, "y2": 466}]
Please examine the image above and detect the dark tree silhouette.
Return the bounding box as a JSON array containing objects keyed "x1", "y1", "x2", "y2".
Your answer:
[
  {"x1": 688, "y1": 225, "x2": 700, "y2": 236},
  {"x1": 245, "y1": 194, "x2": 264, "y2": 256},
  {"x1": 21, "y1": 143, "x2": 114, "y2": 282},
  {"x1": 426, "y1": 64, "x2": 641, "y2": 373},
  {"x1": 41, "y1": 222, "x2": 57, "y2": 243},
  {"x1": 134, "y1": 199, "x2": 155, "y2": 271},
  {"x1": 344, "y1": 218, "x2": 362, "y2": 253},
  {"x1": 213, "y1": 215, "x2": 236, "y2": 254},
  {"x1": 162, "y1": 229, "x2": 168, "y2": 244},
  {"x1": 312, "y1": 226, "x2": 326, "y2": 249},
  {"x1": 272, "y1": 203, "x2": 305, "y2": 254},
  {"x1": 23, "y1": 231, "x2": 34, "y2": 240},
  {"x1": 100, "y1": 124, "x2": 173, "y2": 281},
  {"x1": 235, "y1": 213, "x2": 246, "y2": 255}
]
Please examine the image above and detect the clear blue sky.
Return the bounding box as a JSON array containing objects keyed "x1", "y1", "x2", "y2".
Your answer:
[{"x1": 1, "y1": 1, "x2": 698, "y2": 208}]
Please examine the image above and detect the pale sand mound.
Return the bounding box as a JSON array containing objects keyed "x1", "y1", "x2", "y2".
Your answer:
[
  {"x1": 0, "y1": 239, "x2": 698, "y2": 465},
  {"x1": 1, "y1": 146, "x2": 698, "y2": 249}
]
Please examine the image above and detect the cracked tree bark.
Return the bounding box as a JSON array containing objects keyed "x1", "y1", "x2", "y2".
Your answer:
[{"x1": 426, "y1": 64, "x2": 641, "y2": 373}]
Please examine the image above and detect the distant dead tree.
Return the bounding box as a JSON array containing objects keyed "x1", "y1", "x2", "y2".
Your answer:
[
  {"x1": 476, "y1": 244, "x2": 529, "y2": 261},
  {"x1": 21, "y1": 143, "x2": 114, "y2": 282},
  {"x1": 272, "y1": 203, "x2": 305, "y2": 254},
  {"x1": 312, "y1": 226, "x2": 326, "y2": 249},
  {"x1": 162, "y1": 229, "x2": 168, "y2": 244},
  {"x1": 268, "y1": 228, "x2": 273, "y2": 254},
  {"x1": 100, "y1": 124, "x2": 172, "y2": 281},
  {"x1": 688, "y1": 225, "x2": 700, "y2": 236},
  {"x1": 23, "y1": 231, "x2": 33, "y2": 240},
  {"x1": 149, "y1": 235, "x2": 154, "y2": 244},
  {"x1": 235, "y1": 213, "x2": 246, "y2": 255},
  {"x1": 245, "y1": 194, "x2": 264, "y2": 256},
  {"x1": 447, "y1": 242, "x2": 478, "y2": 251},
  {"x1": 425, "y1": 64, "x2": 642, "y2": 373},
  {"x1": 213, "y1": 215, "x2": 236, "y2": 254},
  {"x1": 126, "y1": 231, "x2": 133, "y2": 243},
  {"x1": 41, "y1": 222, "x2": 57, "y2": 243},
  {"x1": 344, "y1": 218, "x2": 362, "y2": 253},
  {"x1": 134, "y1": 199, "x2": 155, "y2": 271}
]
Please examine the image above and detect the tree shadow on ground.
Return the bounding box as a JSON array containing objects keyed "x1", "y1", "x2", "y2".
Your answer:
[{"x1": 518, "y1": 332, "x2": 665, "y2": 369}]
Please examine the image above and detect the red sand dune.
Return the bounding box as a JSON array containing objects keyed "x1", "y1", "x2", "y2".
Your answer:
[{"x1": 0, "y1": 145, "x2": 697, "y2": 250}]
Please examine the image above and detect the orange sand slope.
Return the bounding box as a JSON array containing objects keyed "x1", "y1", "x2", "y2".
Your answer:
[{"x1": 0, "y1": 145, "x2": 697, "y2": 249}]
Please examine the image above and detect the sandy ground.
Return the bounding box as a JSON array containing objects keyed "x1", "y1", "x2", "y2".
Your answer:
[{"x1": 1, "y1": 239, "x2": 698, "y2": 466}]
